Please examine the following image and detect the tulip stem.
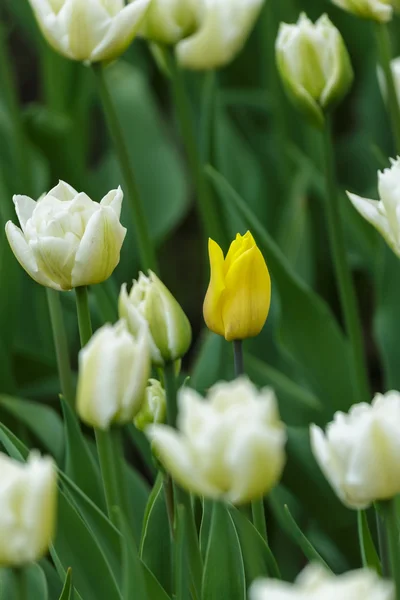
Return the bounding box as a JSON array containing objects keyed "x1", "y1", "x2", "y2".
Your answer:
[
  {"x1": 374, "y1": 23, "x2": 400, "y2": 154},
  {"x1": 95, "y1": 428, "x2": 124, "y2": 528},
  {"x1": 163, "y1": 361, "x2": 179, "y2": 428},
  {"x1": 46, "y1": 289, "x2": 75, "y2": 407},
  {"x1": 92, "y1": 63, "x2": 158, "y2": 273},
  {"x1": 13, "y1": 568, "x2": 27, "y2": 600},
  {"x1": 322, "y1": 119, "x2": 370, "y2": 404},
  {"x1": 75, "y1": 286, "x2": 93, "y2": 347},
  {"x1": 232, "y1": 340, "x2": 268, "y2": 542},
  {"x1": 379, "y1": 499, "x2": 400, "y2": 599}
]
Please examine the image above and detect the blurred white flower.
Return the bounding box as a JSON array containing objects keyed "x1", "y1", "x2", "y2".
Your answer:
[
  {"x1": 310, "y1": 391, "x2": 400, "y2": 509},
  {"x1": 0, "y1": 452, "x2": 57, "y2": 567},
  {"x1": 348, "y1": 158, "x2": 400, "y2": 258},
  {"x1": 250, "y1": 563, "x2": 394, "y2": 600},
  {"x1": 5, "y1": 181, "x2": 126, "y2": 291},
  {"x1": 134, "y1": 378, "x2": 167, "y2": 430},
  {"x1": 28, "y1": 0, "x2": 151, "y2": 63},
  {"x1": 147, "y1": 377, "x2": 286, "y2": 504},
  {"x1": 331, "y1": 0, "x2": 394, "y2": 23},
  {"x1": 276, "y1": 13, "x2": 353, "y2": 128},
  {"x1": 77, "y1": 320, "x2": 150, "y2": 429},
  {"x1": 378, "y1": 57, "x2": 400, "y2": 110}
]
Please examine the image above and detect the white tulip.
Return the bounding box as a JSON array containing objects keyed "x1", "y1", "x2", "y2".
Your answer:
[
  {"x1": 331, "y1": 0, "x2": 394, "y2": 23},
  {"x1": 250, "y1": 563, "x2": 394, "y2": 600},
  {"x1": 119, "y1": 271, "x2": 192, "y2": 366},
  {"x1": 310, "y1": 391, "x2": 400, "y2": 509},
  {"x1": 28, "y1": 0, "x2": 151, "y2": 63},
  {"x1": 347, "y1": 158, "x2": 400, "y2": 258},
  {"x1": 77, "y1": 320, "x2": 151, "y2": 430},
  {"x1": 5, "y1": 181, "x2": 126, "y2": 291},
  {"x1": 147, "y1": 377, "x2": 286, "y2": 504},
  {"x1": 139, "y1": 0, "x2": 265, "y2": 70},
  {"x1": 134, "y1": 378, "x2": 166, "y2": 430},
  {"x1": 0, "y1": 452, "x2": 57, "y2": 567},
  {"x1": 276, "y1": 13, "x2": 353, "y2": 128}
]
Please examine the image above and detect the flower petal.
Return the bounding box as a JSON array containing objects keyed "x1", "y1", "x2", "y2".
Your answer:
[
  {"x1": 47, "y1": 180, "x2": 79, "y2": 202},
  {"x1": 66, "y1": 0, "x2": 110, "y2": 61},
  {"x1": 203, "y1": 238, "x2": 226, "y2": 337},
  {"x1": 100, "y1": 186, "x2": 123, "y2": 218},
  {"x1": 12, "y1": 195, "x2": 36, "y2": 232},
  {"x1": 347, "y1": 191, "x2": 396, "y2": 253}
]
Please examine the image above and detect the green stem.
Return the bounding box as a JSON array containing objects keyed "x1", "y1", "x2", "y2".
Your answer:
[
  {"x1": 163, "y1": 361, "x2": 179, "y2": 428},
  {"x1": 376, "y1": 509, "x2": 390, "y2": 577},
  {"x1": 13, "y1": 568, "x2": 27, "y2": 600},
  {"x1": 375, "y1": 23, "x2": 400, "y2": 154},
  {"x1": 167, "y1": 52, "x2": 222, "y2": 241},
  {"x1": 92, "y1": 63, "x2": 158, "y2": 272},
  {"x1": 233, "y1": 340, "x2": 244, "y2": 377},
  {"x1": 380, "y1": 500, "x2": 400, "y2": 599},
  {"x1": 95, "y1": 429, "x2": 121, "y2": 527},
  {"x1": 46, "y1": 289, "x2": 75, "y2": 406},
  {"x1": 322, "y1": 119, "x2": 370, "y2": 403},
  {"x1": 75, "y1": 286, "x2": 93, "y2": 347}
]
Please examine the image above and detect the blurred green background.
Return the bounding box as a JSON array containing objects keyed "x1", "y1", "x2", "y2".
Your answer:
[{"x1": 1, "y1": 0, "x2": 399, "y2": 582}]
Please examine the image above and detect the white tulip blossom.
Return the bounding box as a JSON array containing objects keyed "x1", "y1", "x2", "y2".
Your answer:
[
  {"x1": 250, "y1": 563, "x2": 394, "y2": 600},
  {"x1": 348, "y1": 158, "x2": 400, "y2": 258},
  {"x1": 134, "y1": 378, "x2": 167, "y2": 431},
  {"x1": 77, "y1": 320, "x2": 151, "y2": 430},
  {"x1": 28, "y1": 0, "x2": 152, "y2": 63},
  {"x1": 0, "y1": 452, "x2": 57, "y2": 567},
  {"x1": 119, "y1": 271, "x2": 192, "y2": 366},
  {"x1": 331, "y1": 0, "x2": 394, "y2": 23},
  {"x1": 310, "y1": 391, "x2": 400, "y2": 509},
  {"x1": 147, "y1": 377, "x2": 286, "y2": 504},
  {"x1": 5, "y1": 181, "x2": 126, "y2": 291},
  {"x1": 139, "y1": 0, "x2": 265, "y2": 70},
  {"x1": 276, "y1": 13, "x2": 353, "y2": 128}
]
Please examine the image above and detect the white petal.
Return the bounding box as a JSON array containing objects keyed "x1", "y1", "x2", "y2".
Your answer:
[
  {"x1": 47, "y1": 180, "x2": 79, "y2": 202},
  {"x1": 347, "y1": 191, "x2": 396, "y2": 251},
  {"x1": 5, "y1": 222, "x2": 62, "y2": 290},
  {"x1": 65, "y1": 0, "x2": 111, "y2": 61},
  {"x1": 12, "y1": 195, "x2": 36, "y2": 232},
  {"x1": 100, "y1": 186, "x2": 123, "y2": 218},
  {"x1": 30, "y1": 235, "x2": 77, "y2": 290}
]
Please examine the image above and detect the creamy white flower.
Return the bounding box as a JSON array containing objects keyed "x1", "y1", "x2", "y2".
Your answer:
[
  {"x1": 119, "y1": 271, "x2": 192, "y2": 366},
  {"x1": 28, "y1": 0, "x2": 151, "y2": 63},
  {"x1": 134, "y1": 378, "x2": 166, "y2": 430},
  {"x1": 5, "y1": 181, "x2": 126, "y2": 291},
  {"x1": 331, "y1": 0, "x2": 394, "y2": 23},
  {"x1": 377, "y1": 57, "x2": 400, "y2": 107},
  {"x1": 250, "y1": 563, "x2": 394, "y2": 600},
  {"x1": 0, "y1": 452, "x2": 57, "y2": 567},
  {"x1": 77, "y1": 320, "x2": 150, "y2": 430},
  {"x1": 147, "y1": 377, "x2": 286, "y2": 504},
  {"x1": 347, "y1": 158, "x2": 400, "y2": 258},
  {"x1": 139, "y1": 0, "x2": 264, "y2": 70},
  {"x1": 276, "y1": 13, "x2": 353, "y2": 128},
  {"x1": 310, "y1": 391, "x2": 400, "y2": 509}
]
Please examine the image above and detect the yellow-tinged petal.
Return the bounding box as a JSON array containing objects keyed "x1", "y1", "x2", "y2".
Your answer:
[
  {"x1": 224, "y1": 231, "x2": 254, "y2": 274},
  {"x1": 203, "y1": 238, "x2": 226, "y2": 337},
  {"x1": 222, "y1": 245, "x2": 271, "y2": 341}
]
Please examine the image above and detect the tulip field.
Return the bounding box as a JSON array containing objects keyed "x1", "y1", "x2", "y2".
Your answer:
[{"x1": 2, "y1": 0, "x2": 400, "y2": 599}]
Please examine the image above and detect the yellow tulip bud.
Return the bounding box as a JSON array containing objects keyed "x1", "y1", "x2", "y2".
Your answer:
[{"x1": 203, "y1": 231, "x2": 271, "y2": 341}]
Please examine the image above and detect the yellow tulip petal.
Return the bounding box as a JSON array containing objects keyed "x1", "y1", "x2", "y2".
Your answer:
[
  {"x1": 222, "y1": 245, "x2": 271, "y2": 341},
  {"x1": 203, "y1": 238, "x2": 226, "y2": 337},
  {"x1": 224, "y1": 231, "x2": 254, "y2": 274}
]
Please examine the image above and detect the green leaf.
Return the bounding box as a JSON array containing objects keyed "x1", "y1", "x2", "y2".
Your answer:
[
  {"x1": 190, "y1": 331, "x2": 233, "y2": 395},
  {"x1": 0, "y1": 395, "x2": 64, "y2": 460},
  {"x1": 117, "y1": 509, "x2": 148, "y2": 600},
  {"x1": 0, "y1": 565, "x2": 48, "y2": 600},
  {"x1": 142, "y1": 565, "x2": 172, "y2": 600},
  {"x1": 357, "y1": 510, "x2": 382, "y2": 574},
  {"x1": 202, "y1": 502, "x2": 246, "y2": 600},
  {"x1": 125, "y1": 463, "x2": 150, "y2": 545},
  {"x1": 26, "y1": 564, "x2": 49, "y2": 600},
  {"x1": 58, "y1": 569, "x2": 73, "y2": 600},
  {"x1": 0, "y1": 422, "x2": 28, "y2": 460},
  {"x1": 175, "y1": 506, "x2": 191, "y2": 600},
  {"x1": 207, "y1": 165, "x2": 357, "y2": 414}
]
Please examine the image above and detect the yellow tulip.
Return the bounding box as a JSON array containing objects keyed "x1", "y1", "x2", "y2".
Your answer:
[{"x1": 203, "y1": 231, "x2": 271, "y2": 341}]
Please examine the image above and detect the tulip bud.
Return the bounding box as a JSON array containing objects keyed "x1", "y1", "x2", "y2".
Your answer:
[
  {"x1": 119, "y1": 271, "x2": 192, "y2": 366},
  {"x1": 76, "y1": 320, "x2": 150, "y2": 430},
  {"x1": 0, "y1": 452, "x2": 57, "y2": 567},
  {"x1": 28, "y1": 0, "x2": 152, "y2": 63},
  {"x1": 311, "y1": 391, "x2": 400, "y2": 509},
  {"x1": 5, "y1": 181, "x2": 126, "y2": 291},
  {"x1": 147, "y1": 377, "x2": 286, "y2": 504},
  {"x1": 203, "y1": 231, "x2": 271, "y2": 342},
  {"x1": 139, "y1": 0, "x2": 265, "y2": 70},
  {"x1": 331, "y1": 0, "x2": 394, "y2": 23},
  {"x1": 276, "y1": 13, "x2": 353, "y2": 129},
  {"x1": 134, "y1": 378, "x2": 167, "y2": 431},
  {"x1": 347, "y1": 157, "x2": 400, "y2": 258},
  {"x1": 377, "y1": 57, "x2": 400, "y2": 106},
  {"x1": 250, "y1": 563, "x2": 394, "y2": 600}
]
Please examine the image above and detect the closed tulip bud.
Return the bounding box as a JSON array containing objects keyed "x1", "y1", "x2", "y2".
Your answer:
[
  {"x1": 276, "y1": 14, "x2": 353, "y2": 129},
  {"x1": 28, "y1": 0, "x2": 151, "y2": 63},
  {"x1": 147, "y1": 377, "x2": 286, "y2": 504},
  {"x1": 311, "y1": 391, "x2": 400, "y2": 509},
  {"x1": 5, "y1": 181, "x2": 126, "y2": 291},
  {"x1": 0, "y1": 452, "x2": 57, "y2": 567},
  {"x1": 250, "y1": 563, "x2": 394, "y2": 600},
  {"x1": 77, "y1": 320, "x2": 150, "y2": 430},
  {"x1": 134, "y1": 378, "x2": 167, "y2": 431},
  {"x1": 203, "y1": 231, "x2": 271, "y2": 342},
  {"x1": 348, "y1": 157, "x2": 400, "y2": 258},
  {"x1": 331, "y1": 0, "x2": 394, "y2": 23},
  {"x1": 119, "y1": 271, "x2": 192, "y2": 366}
]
